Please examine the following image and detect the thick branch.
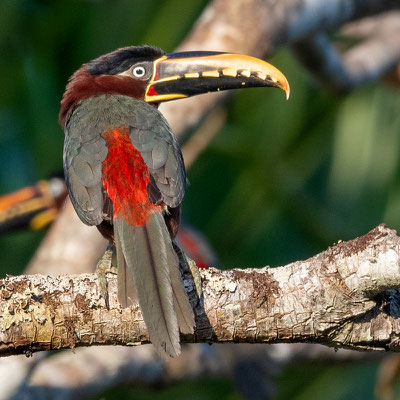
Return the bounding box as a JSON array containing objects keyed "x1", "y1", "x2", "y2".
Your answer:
[{"x1": 2, "y1": 225, "x2": 400, "y2": 356}]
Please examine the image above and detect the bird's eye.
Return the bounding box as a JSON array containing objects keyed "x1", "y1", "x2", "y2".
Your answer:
[{"x1": 132, "y1": 66, "x2": 146, "y2": 78}]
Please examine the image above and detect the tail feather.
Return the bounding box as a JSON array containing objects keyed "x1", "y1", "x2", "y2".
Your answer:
[
  {"x1": 114, "y1": 212, "x2": 194, "y2": 357},
  {"x1": 166, "y1": 248, "x2": 195, "y2": 335},
  {"x1": 115, "y1": 234, "x2": 137, "y2": 308}
]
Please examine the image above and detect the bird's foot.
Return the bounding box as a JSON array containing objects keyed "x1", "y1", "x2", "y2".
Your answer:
[
  {"x1": 187, "y1": 257, "x2": 203, "y2": 302},
  {"x1": 173, "y1": 240, "x2": 203, "y2": 302},
  {"x1": 96, "y1": 247, "x2": 117, "y2": 309}
]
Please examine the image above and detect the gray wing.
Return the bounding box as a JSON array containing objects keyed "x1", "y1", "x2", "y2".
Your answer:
[
  {"x1": 63, "y1": 98, "x2": 184, "y2": 225},
  {"x1": 128, "y1": 106, "x2": 186, "y2": 208},
  {"x1": 63, "y1": 127, "x2": 108, "y2": 226}
]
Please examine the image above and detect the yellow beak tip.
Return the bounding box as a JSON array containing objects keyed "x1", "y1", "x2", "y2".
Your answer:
[{"x1": 279, "y1": 80, "x2": 290, "y2": 100}]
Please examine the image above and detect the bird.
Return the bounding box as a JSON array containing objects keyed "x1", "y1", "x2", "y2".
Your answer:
[{"x1": 59, "y1": 45, "x2": 289, "y2": 358}]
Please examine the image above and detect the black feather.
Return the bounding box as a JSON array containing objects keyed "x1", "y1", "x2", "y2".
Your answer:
[{"x1": 88, "y1": 45, "x2": 165, "y2": 75}]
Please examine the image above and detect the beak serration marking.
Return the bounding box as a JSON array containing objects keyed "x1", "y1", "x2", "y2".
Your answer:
[
  {"x1": 239, "y1": 70, "x2": 251, "y2": 78},
  {"x1": 221, "y1": 68, "x2": 237, "y2": 77},
  {"x1": 257, "y1": 71, "x2": 266, "y2": 80},
  {"x1": 184, "y1": 72, "x2": 200, "y2": 79},
  {"x1": 201, "y1": 70, "x2": 220, "y2": 78}
]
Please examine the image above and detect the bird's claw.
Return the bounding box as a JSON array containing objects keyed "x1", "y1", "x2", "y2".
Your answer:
[
  {"x1": 187, "y1": 257, "x2": 203, "y2": 302},
  {"x1": 95, "y1": 248, "x2": 116, "y2": 309}
]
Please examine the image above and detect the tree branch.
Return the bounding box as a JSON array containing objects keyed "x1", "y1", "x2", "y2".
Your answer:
[
  {"x1": 291, "y1": 12, "x2": 400, "y2": 93},
  {"x1": 2, "y1": 225, "x2": 400, "y2": 356}
]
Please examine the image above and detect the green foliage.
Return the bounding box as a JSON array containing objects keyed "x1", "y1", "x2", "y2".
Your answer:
[
  {"x1": 1, "y1": 1, "x2": 399, "y2": 399},
  {"x1": 276, "y1": 361, "x2": 379, "y2": 400},
  {"x1": 95, "y1": 377, "x2": 241, "y2": 400}
]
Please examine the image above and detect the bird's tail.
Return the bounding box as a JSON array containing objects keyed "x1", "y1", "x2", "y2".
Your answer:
[{"x1": 114, "y1": 212, "x2": 195, "y2": 357}]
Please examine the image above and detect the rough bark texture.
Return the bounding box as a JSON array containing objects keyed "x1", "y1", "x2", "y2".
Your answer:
[{"x1": 1, "y1": 225, "x2": 400, "y2": 357}]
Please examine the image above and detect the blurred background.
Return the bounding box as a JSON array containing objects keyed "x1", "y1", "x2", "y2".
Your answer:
[{"x1": 1, "y1": 0, "x2": 400, "y2": 399}]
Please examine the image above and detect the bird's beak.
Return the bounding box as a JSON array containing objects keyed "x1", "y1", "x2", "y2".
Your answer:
[{"x1": 144, "y1": 51, "x2": 290, "y2": 103}]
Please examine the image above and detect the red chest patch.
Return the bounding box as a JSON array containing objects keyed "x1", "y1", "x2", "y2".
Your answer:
[{"x1": 101, "y1": 127, "x2": 160, "y2": 226}]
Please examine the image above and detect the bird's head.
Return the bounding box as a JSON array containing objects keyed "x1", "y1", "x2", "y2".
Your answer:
[{"x1": 59, "y1": 45, "x2": 289, "y2": 126}]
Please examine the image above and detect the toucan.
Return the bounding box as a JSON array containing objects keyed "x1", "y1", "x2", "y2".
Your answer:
[{"x1": 59, "y1": 45, "x2": 289, "y2": 358}]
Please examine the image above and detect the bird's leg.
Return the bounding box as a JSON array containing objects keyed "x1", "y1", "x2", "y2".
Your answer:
[
  {"x1": 172, "y1": 240, "x2": 202, "y2": 303},
  {"x1": 96, "y1": 242, "x2": 117, "y2": 309}
]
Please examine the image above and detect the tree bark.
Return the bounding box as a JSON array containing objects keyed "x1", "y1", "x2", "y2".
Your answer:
[{"x1": 2, "y1": 225, "x2": 400, "y2": 356}]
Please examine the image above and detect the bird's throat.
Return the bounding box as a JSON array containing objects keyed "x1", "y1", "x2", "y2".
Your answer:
[{"x1": 101, "y1": 127, "x2": 160, "y2": 226}]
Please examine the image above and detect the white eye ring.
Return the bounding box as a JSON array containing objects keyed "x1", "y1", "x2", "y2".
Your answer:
[{"x1": 132, "y1": 66, "x2": 146, "y2": 78}]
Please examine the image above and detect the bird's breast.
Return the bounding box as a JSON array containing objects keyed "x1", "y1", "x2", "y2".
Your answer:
[{"x1": 101, "y1": 127, "x2": 161, "y2": 226}]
